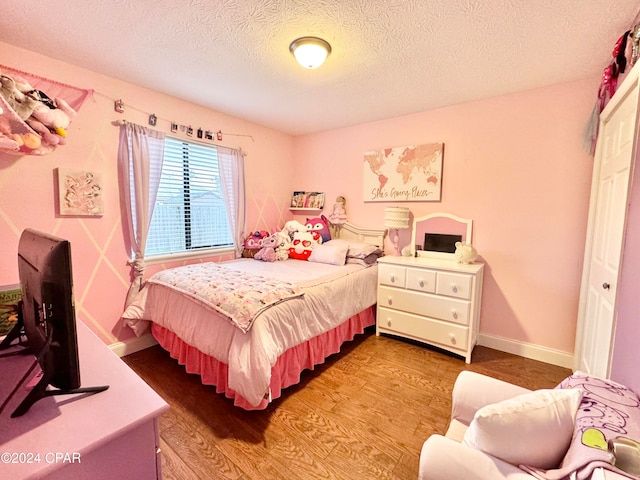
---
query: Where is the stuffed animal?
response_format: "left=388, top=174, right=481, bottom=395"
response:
left=254, top=233, right=278, bottom=262
left=0, top=74, right=38, bottom=120
left=11, top=74, right=75, bottom=138
left=0, top=75, right=19, bottom=111
left=54, top=97, right=77, bottom=130
left=305, top=215, right=331, bottom=243
left=289, top=230, right=318, bottom=261
left=0, top=94, right=43, bottom=153
left=26, top=117, right=62, bottom=146
left=454, top=241, right=478, bottom=264
left=241, top=230, right=269, bottom=258
left=0, top=71, right=76, bottom=152
left=10, top=132, right=41, bottom=150
left=30, top=95, right=76, bottom=138
left=273, top=230, right=291, bottom=261
left=0, top=114, right=19, bottom=151
left=0, top=132, right=19, bottom=151
left=283, top=219, right=307, bottom=241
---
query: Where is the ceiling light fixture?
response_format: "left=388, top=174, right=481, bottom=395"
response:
left=289, top=36, right=332, bottom=69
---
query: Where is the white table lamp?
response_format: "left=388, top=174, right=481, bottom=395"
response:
left=384, top=207, right=410, bottom=256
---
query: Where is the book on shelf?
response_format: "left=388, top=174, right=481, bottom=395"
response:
left=290, top=191, right=325, bottom=209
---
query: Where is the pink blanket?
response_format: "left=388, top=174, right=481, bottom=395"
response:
left=147, top=262, right=304, bottom=333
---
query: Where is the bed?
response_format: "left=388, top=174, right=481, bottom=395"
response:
left=123, top=222, right=385, bottom=409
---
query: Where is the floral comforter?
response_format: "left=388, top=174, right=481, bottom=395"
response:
left=147, top=262, right=304, bottom=333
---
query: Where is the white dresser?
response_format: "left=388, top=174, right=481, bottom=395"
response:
left=376, top=255, right=484, bottom=363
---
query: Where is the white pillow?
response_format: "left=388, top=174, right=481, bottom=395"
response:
left=462, top=388, right=583, bottom=469
left=308, top=242, right=349, bottom=266
left=328, top=239, right=381, bottom=259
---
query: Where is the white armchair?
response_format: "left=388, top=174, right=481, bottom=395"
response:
left=418, top=371, right=627, bottom=480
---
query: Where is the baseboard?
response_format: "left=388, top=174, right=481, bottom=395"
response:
left=108, top=331, right=573, bottom=366
left=109, top=333, right=158, bottom=357
left=477, top=333, right=574, bottom=369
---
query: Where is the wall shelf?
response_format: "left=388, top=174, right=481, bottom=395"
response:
left=289, top=207, right=322, bottom=212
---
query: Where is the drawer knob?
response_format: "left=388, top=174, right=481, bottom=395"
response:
left=387, top=296, right=393, bottom=306
left=390, top=274, right=396, bottom=283
left=451, top=309, right=458, bottom=319
left=451, top=284, right=458, bottom=293
left=387, top=319, right=392, bottom=327
left=419, top=279, right=425, bottom=288
left=449, top=333, right=457, bottom=345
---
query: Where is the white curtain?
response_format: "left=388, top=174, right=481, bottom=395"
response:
left=218, top=147, right=246, bottom=258
left=118, top=122, right=165, bottom=308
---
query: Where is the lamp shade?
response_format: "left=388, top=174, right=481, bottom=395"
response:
left=289, top=37, right=331, bottom=69
left=384, top=207, right=410, bottom=230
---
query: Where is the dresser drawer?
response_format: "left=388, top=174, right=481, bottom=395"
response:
left=436, top=271, right=473, bottom=300
left=406, top=267, right=436, bottom=293
left=378, top=285, right=470, bottom=325
left=378, top=306, right=469, bottom=351
left=378, top=264, right=406, bottom=288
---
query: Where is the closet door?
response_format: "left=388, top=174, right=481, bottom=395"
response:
left=575, top=69, right=639, bottom=377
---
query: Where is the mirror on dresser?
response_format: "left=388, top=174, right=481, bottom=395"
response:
left=411, top=212, right=472, bottom=259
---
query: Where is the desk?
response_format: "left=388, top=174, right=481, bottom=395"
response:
left=0, top=321, right=169, bottom=479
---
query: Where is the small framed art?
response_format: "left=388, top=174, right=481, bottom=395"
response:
left=57, top=168, right=104, bottom=216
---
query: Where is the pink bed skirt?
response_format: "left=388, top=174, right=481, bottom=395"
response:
left=151, top=305, right=376, bottom=410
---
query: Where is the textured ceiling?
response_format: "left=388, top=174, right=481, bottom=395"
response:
left=1, top=0, right=638, bottom=135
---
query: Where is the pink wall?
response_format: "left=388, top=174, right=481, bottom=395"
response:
left=292, top=79, right=597, bottom=354
left=0, top=42, right=295, bottom=345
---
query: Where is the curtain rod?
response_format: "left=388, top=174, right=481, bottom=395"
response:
left=114, top=119, right=248, bottom=155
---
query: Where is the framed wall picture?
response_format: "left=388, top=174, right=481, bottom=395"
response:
left=363, top=142, right=444, bottom=202
left=57, top=168, right=104, bottom=216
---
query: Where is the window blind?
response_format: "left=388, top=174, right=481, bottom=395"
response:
left=146, top=137, right=233, bottom=256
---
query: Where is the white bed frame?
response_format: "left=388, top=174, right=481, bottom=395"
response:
left=335, top=222, right=385, bottom=246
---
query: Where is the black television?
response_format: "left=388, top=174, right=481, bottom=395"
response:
left=0, top=229, right=107, bottom=417
left=424, top=232, right=463, bottom=254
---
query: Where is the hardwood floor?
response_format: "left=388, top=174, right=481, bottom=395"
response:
left=123, top=328, right=571, bottom=480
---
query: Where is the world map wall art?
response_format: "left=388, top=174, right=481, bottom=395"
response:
left=363, top=142, right=443, bottom=202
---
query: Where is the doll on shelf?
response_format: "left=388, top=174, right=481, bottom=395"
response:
left=328, top=196, right=348, bottom=235
left=328, top=196, right=347, bottom=224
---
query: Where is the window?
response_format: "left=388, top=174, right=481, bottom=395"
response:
left=145, top=137, right=233, bottom=257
